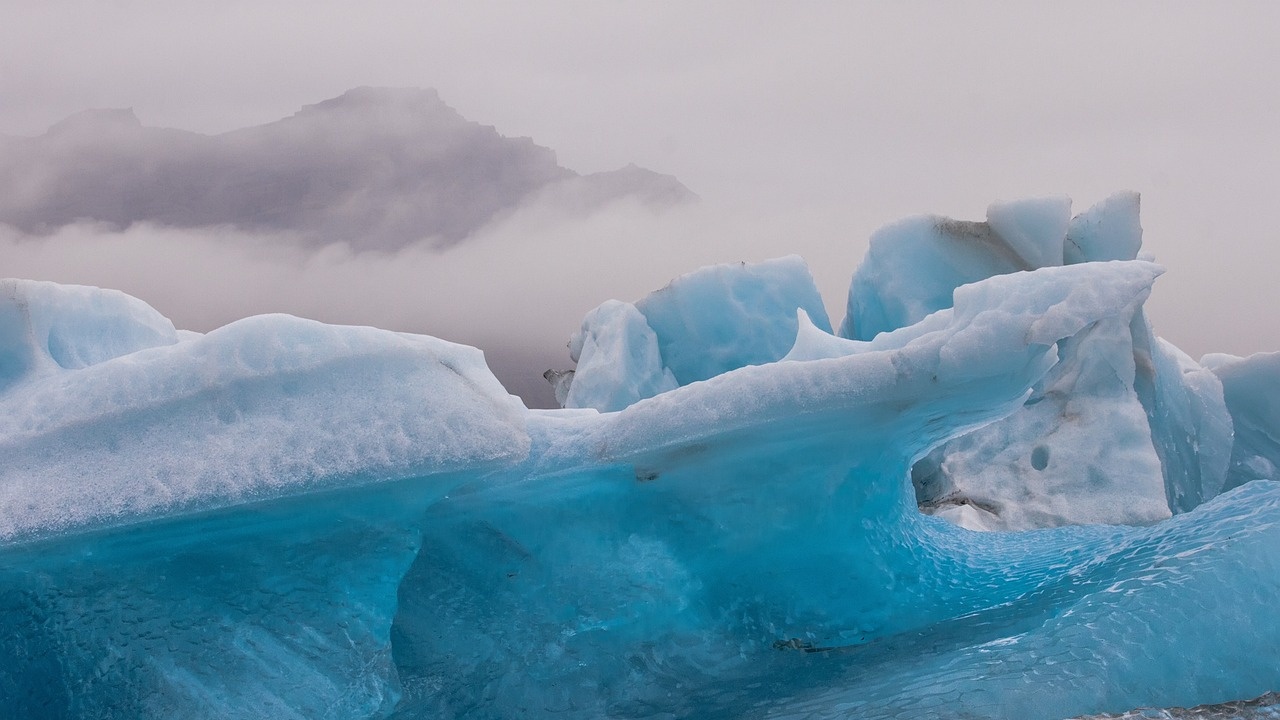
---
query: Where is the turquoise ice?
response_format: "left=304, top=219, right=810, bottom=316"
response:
left=0, top=196, right=1276, bottom=719
left=564, top=255, right=830, bottom=411
left=840, top=194, right=1230, bottom=529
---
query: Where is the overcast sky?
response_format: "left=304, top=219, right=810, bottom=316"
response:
left=2, top=2, right=1278, bottom=403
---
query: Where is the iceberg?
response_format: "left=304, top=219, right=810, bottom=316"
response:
left=0, top=282, right=529, bottom=717
left=1, top=194, right=1277, bottom=719
left=838, top=194, right=1231, bottom=529
left=839, top=196, right=1072, bottom=342
left=562, top=300, right=677, bottom=412
left=561, top=255, right=830, bottom=411
left=554, top=196, right=1231, bottom=529
left=0, top=285, right=528, bottom=542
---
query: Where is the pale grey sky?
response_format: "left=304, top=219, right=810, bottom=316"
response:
left=2, top=2, right=1278, bottom=403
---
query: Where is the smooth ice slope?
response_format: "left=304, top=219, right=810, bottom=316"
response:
left=0, top=476, right=444, bottom=718
left=1205, top=351, right=1280, bottom=489
left=0, top=279, right=178, bottom=393
left=562, top=255, right=829, bottom=411
left=1135, top=336, right=1233, bottom=512
left=749, top=481, right=1280, bottom=719
left=842, top=193, right=1231, bottom=529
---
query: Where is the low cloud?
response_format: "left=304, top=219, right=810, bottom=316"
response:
left=0, top=87, right=693, bottom=252
left=0, top=87, right=825, bottom=407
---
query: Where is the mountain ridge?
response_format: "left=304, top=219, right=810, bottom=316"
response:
left=0, top=87, right=694, bottom=249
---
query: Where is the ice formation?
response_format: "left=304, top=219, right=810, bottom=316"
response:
left=562, top=255, right=830, bottom=411
left=0, top=280, right=528, bottom=541
left=563, top=300, right=677, bottom=412
left=1, top=194, right=1277, bottom=719
left=840, top=193, right=1231, bottom=529
left=555, top=196, right=1232, bottom=530
left=1204, top=351, right=1280, bottom=490
left=0, top=279, right=179, bottom=392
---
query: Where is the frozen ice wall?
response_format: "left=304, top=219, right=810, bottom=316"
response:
left=1204, top=351, right=1280, bottom=489
left=0, top=282, right=534, bottom=716
left=554, top=193, right=1234, bottom=529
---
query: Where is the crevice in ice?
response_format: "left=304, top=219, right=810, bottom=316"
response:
left=934, top=218, right=1036, bottom=272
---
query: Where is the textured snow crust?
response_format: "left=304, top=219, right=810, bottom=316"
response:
left=0, top=292, right=528, bottom=541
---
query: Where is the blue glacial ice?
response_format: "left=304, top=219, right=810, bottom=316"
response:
left=557, top=195, right=1232, bottom=530
left=0, top=281, right=529, bottom=717
left=564, top=255, right=830, bottom=411
left=563, top=300, right=677, bottom=412
left=1204, top=350, right=1280, bottom=490
left=838, top=193, right=1231, bottom=529
left=0, top=279, right=180, bottom=393
left=0, top=280, right=528, bottom=542
left=0, top=195, right=1277, bottom=719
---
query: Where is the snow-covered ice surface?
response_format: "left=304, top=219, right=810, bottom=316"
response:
left=0, top=301, right=528, bottom=542
left=1, top=194, right=1277, bottom=719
